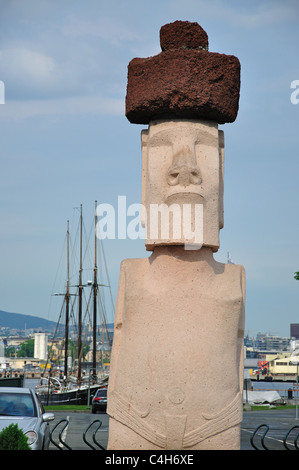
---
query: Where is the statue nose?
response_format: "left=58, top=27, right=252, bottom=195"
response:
left=167, top=164, right=201, bottom=187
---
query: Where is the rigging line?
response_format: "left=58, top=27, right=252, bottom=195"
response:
left=97, top=287, right=106, bottom=317
left=97, top=290, right=109, bottom=329
left=68, top=207, right=82, bottom=274
left=99, top=237, right=115, bottom=313
left=45, top=297, right=65, bottom=372
left=96, top=296, right=110, bottom=348
left=51, top=297, right=65, bottom=344
left=46, top=230, right=68, bottom=324
left=51, top=232, right=68, bottom=293
left=82, top=216, right=94, bottom=269
left=69, top=209, right=81, bottom=275
left=78, top=325, right=90, bottom=364
left=82, top=287, right=93, bottom=327
left=67, top=231, right=80, bottom=285
left=69, top=209, right=95, bottom=286
left=98, top=279, right=106, bottom=322
left=48, top=207, right=81, bottom=325
left=69, top=296, right=78, bottom=333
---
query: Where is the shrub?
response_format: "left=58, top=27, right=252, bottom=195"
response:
left=0, top=423, right=31, bottom=450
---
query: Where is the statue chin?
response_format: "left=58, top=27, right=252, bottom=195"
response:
left=165, top=192, right=204, bottom=206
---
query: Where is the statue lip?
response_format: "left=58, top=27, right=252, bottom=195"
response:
left=165, top=191, right=204, bottom=205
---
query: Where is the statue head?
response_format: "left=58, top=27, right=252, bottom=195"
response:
left=141, top=119, right=224, bottom=251
left=125, top=21, right=239, bottom=252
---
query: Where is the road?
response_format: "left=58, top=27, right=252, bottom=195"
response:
left=241, top=408, right=299, bottom=450
left=48, top=408, right=299, bottom=451
left=49, top=410, right=109, bottom=450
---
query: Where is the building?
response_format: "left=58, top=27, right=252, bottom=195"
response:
left=255, top=333, right=290, bottom=351
left=290, top=324, right=299, bottom=339
left=267, top=354, right=299, bottom=377
left=34, top=333, right=48, bottom=361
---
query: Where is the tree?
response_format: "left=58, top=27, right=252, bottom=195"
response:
left=295, top=272, right=299, bottom=281
left=17, top=339, right=34, bottom=357
left=4, top=345, right=17, bottom=357
left=0, top=424, right=31, bottom=450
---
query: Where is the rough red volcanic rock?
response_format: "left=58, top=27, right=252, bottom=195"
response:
left=125, top=21, right=240, bottom=125
left=160, top=20, right=209, bottom=51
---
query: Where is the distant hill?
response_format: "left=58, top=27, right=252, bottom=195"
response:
left=0, top=310, right=58, bottom=331
left=0, top=310, right=114, bottom=333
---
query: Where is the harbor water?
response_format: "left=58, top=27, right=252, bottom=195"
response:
left=252, top=380, right=298, bottom=399
left=24, top=378, right=42, bottom=389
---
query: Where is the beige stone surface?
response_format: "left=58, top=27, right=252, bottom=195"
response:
left=107, top=246, right=245, bottom=450
left=141, top=120, right=224, bottom=251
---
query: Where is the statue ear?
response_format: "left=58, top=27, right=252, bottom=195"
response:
left=218, top=130, right=224, bottom=230
left=141, top=129, right=149, bottom=228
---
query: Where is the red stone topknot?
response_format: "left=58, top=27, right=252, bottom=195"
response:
left=125, top=21, right=241, bottom=125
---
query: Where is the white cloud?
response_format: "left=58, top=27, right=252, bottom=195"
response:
left=14, top=47, right=53, bottom=78
left=63, top=15, right=140, bottom=46
left=220, top=2, right=297, bottom=28
left=1, top=46, right=56, bottom=83
left=0, top=40, right=122, bottom=100
left=0, top=18, right=131, bottom=100
left=0, top=95, right=124, bottom=121
left=0, top=45, right=68, bottom=99
left=171, top=0, right=299, bottom=28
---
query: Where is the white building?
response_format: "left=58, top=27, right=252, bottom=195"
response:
left=34, top=333, right=48, bottom=361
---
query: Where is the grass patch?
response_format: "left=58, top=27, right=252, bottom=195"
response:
left=44, top=405, right=90, bottom=412
left=245, top=405, right=297, bottom=411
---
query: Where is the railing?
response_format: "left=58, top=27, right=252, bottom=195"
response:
left=50, top=418, right=72, bottom=450
left=283, top=426, right=299, bottom=450
left=50, top=418, right=106, bottom=450
left=250, top=424, right=269, bottom=450
left=83, top=420, right=106, bottom=450
left=250, top=424, right=299, bottom=450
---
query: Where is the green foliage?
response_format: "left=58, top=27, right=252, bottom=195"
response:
left=294, top=272, right=299, bottom=281
left=45, top=404, right=87, bottom=411
left=0, top=423, right=31, bottom=450
left=4, top=346, right=16, bottom=357
left=17, top=339, right=34, bottom=358
left=65, top=339, right=89, bottom=362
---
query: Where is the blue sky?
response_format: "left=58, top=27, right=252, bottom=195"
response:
left=0, top=0, right=298, bottom=336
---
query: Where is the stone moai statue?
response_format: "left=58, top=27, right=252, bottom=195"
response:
left=107, top=21, right=245, bottom=450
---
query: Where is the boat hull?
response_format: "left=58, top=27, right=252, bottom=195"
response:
left=37, top=384, right=103, bottom=406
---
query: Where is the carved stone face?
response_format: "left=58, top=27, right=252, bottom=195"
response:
left=141, top=119, right=224, bottom=251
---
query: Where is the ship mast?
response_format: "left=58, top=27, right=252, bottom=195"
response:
left=64, top=220, right=70, bottom=378
left=77, top=204, right=83, bottom=384
left=92, top=200, right=98, bottom=380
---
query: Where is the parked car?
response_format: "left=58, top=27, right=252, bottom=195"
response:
left=0, top=387, right=54, bottom=450
left=91, top=388, right=107, bottom=413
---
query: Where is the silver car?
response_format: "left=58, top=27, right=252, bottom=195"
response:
left=0, top=387, right=54, bottom=450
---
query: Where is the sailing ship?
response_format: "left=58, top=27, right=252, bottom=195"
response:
left=36, top=202, right=114, bottom=405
